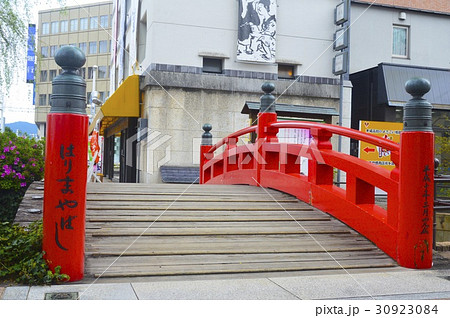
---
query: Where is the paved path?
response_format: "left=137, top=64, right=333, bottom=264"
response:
left=2, top=267, right=450, bottom=300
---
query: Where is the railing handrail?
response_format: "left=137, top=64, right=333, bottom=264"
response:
left=269, top=121, right=400, bottom=152
left=207, top=125, right=257, bottom=153
left=201, top=79, right=436, bottom=269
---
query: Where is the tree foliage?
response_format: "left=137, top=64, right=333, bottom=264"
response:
left=435, top=116, right=450, bottom=173
left=0, top=220, right=70, bottom=285
left=0, top=0, right=29, bottom=88
left=0, top=0, right=65, bottom=89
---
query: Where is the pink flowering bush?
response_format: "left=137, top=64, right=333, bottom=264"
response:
left=0, top=128, right=45, bottom=222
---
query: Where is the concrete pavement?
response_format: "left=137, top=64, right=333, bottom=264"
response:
left=2, top=265, right=450, bottom=300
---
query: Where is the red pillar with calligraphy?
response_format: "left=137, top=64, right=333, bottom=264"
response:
left=43, top=46, right=89, bottom=281
left=397, top=78, right=434, bottom=269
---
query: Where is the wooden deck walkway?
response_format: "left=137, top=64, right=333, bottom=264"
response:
left=85, top=183, right=396, bottom=279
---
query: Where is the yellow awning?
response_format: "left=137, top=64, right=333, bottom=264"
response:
left=89, top=75, right=140, bottom=135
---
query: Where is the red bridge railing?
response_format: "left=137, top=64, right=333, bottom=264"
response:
left=200, top=80, right=435, bottom=269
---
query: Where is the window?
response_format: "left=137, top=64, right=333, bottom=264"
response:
left=202, top=58, right=222, bottom=74
left=49, top=69, right=57, bottom=81
left=99, top=40, right=108, bottom=53
left=87, top=92, right=92, bottom=103
left=51, top=21, right=58, bottom=34
left=39, top=94, right=47, bottom=106
left=41, top=46, right=48, bottom=58
left=48, top=94, right=52, bottom=104
left=50, top=45, right=58, bottom=57
left=393, top=26, right=409, bottom=58
left=88, top=67, right=94, bottom=79
left=98, top=66, right=107, bottom=78
left=42, top=22, right=49, bottom=35
left=78, top=67, right=86, bottom=78
left=100, top=15, right=108, bottom=28
left=80, top=17, right=88, bottom=30
left=138, top=13, right=147, bottom=63
left=70, top=19, right=78, bottom=31
left=79, top=42, right=87, bottom=54
left=99, top=91, right=105, bottom=102
left=278, top=64, right=295, bottom=79
left=60, top=20, right=68, bottom=32
left=40, top=70, right=47, bottom=82
left=89, top=41, right=97, bottom=54
left=90, top=16, right=98, bottom=29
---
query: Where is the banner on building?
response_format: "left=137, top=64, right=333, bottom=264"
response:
left=237, top=0, right=277, bottom=63
left=359, top=120, right=403, bottom=171
left=26, top=24, right=36, bottom=83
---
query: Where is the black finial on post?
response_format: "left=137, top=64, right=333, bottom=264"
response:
left=403, top=78, right=432, bottom=132
left=202, top=124, right=212, bottom=145
left=434, top=158, right=440, bottom=175
left=50, top=46, right=87, bottom=114
left=259, top=82, right=276, bottom=113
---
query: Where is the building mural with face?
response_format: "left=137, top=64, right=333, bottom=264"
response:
left=237, top=0, right=277, bottom=63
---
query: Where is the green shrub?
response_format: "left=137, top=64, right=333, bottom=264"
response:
left=0, top=220, right=69, bottom=285
left=0, top=128, right=45, bottom=222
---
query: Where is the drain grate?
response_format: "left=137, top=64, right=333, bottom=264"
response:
left=44, top=292, right=79, bottom=300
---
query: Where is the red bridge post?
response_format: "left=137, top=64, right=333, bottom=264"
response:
left=397, top=78, right=434, bottom=269
left=256, top=82, right=278, bottom=184
left=43, top=46, right=89, bottom=281
left=200, top=124, right=213, bottom=184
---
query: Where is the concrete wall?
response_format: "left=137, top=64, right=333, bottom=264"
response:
left=350, top=4, right=450, bottom=73
left=139, top=72, right=340, bottom=183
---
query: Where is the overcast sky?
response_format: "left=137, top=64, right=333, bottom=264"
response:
left=2, top=0, right=111, bottom=124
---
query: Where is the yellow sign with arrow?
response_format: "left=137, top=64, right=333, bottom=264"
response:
left=359, top=120, right=403, bottom=171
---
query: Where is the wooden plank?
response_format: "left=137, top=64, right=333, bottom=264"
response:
left=86, top=206, right=316, bottom=211
left=85, top=251, right=392, bottom=268
left=89, top=258, right=396, bottom=278
left=87, top=184, right=279, bottom=194
left=85, top=220, right=336, bottom=229
left=87, top=202, right=308, bottom=208
left=90, top=226, right=352, bottom=236
left=85, top=240, right=377, bottom=256
left=86, top=215, right=329, bottom=222
left=86, top=233, right=367, bottom=246
left=86, top=207, right=316, bottom=218
left=85, top=233, right=362, bottom=244
left=86, top=196, right=299, bottom=203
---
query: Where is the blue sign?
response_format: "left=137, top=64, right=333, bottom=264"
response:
left=26, top=24, right=36, bottom=83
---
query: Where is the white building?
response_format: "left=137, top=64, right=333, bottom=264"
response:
left=98, top=0, right=449, bottom=183
left=348, top=0, right=450, bottom=156
left=99, top=0, right=345, bottom=183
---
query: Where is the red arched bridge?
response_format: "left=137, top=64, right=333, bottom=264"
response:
left=200, top=80, right=435, bottom=270
left=43, top=76, right=435, bottom=282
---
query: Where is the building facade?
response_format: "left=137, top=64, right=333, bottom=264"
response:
left=103, top=0, right=346, bottom=183
left=101, top=0, right=449, bottom=183
left=348, top=0, right=450, bottom=157
left=35, top=1, right=113, bottom=137
left=350, top=0, right=450, bottom=72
